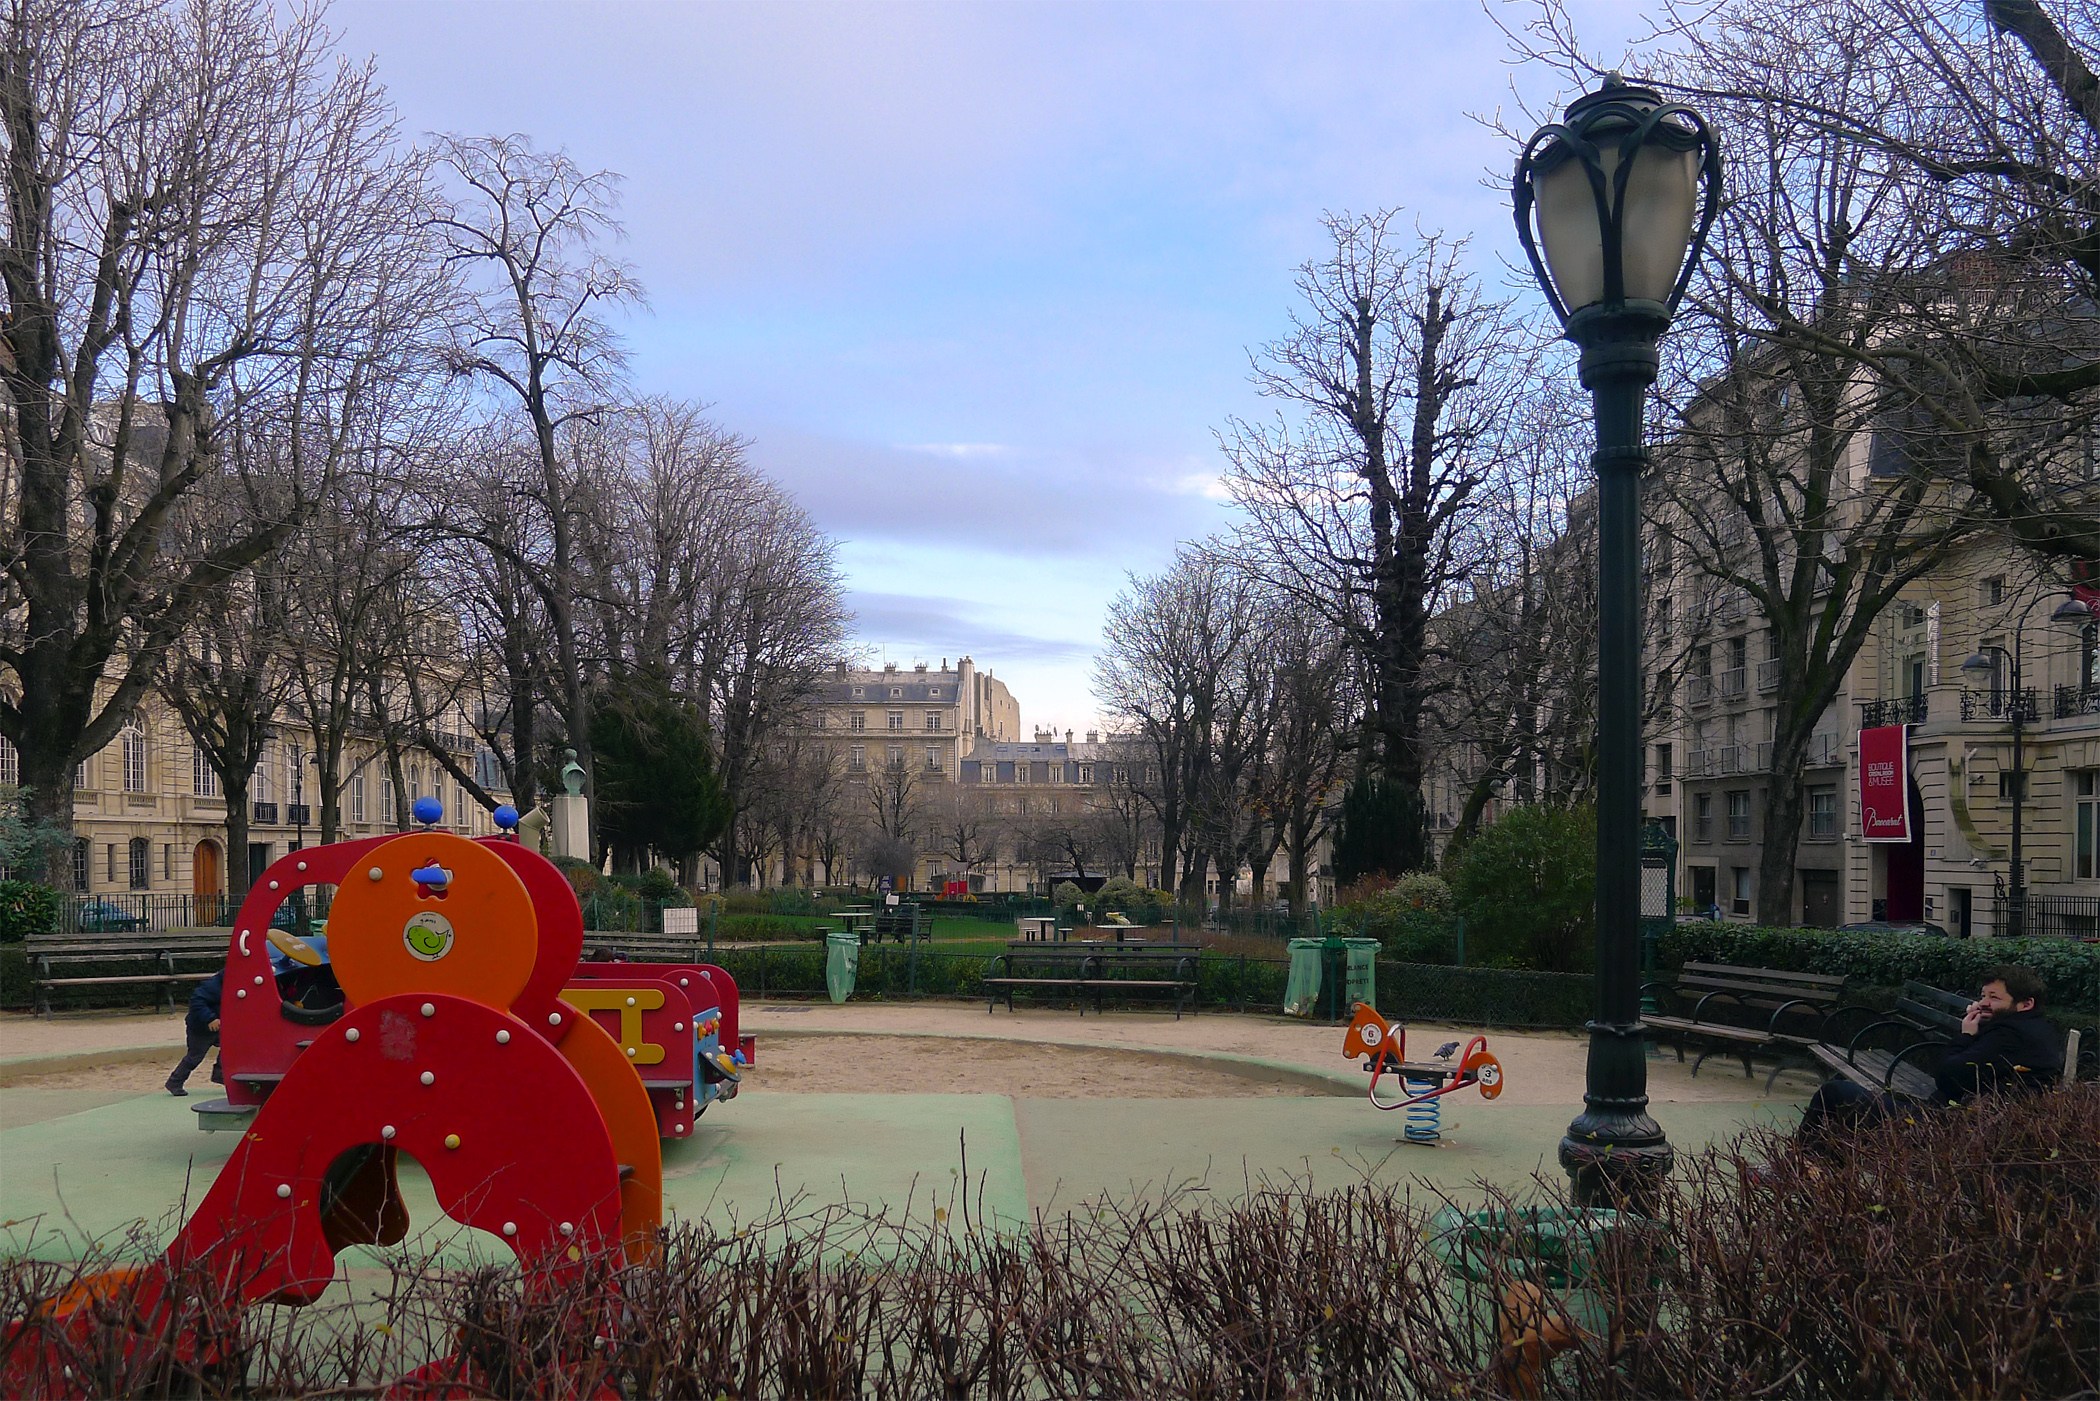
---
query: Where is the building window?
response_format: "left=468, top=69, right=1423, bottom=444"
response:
left=75, top=759, right=88, bottom=790
left=850, top=713, right=866, bottom=731
left=1732, top=866, right=1752, bottom=915
left=1653, top=744, right=1672, bottom=790
left=106, top=842, right=117, bottom=883
left=1693, top=792, right=1712, bottom=841
left=851, top=686, right=864, bottom=698
left=886, top=744, right=903, bottom=769
left=928, top=687, right=941, bottom=697
left=1983, top=576, right=2005, bottom=607
left=890, top=687, right=902, bottom=698
left=352, top=773, right=366, bottom=824
left=408, top=764, right=421, bottom=802
left=253, top=748, right=271, bottom=805
left=0, top=736, right=15, bottom=786
left=163, top=843, right=173, bottom=882
left=1726, top=790, right=1752, bottom=838
left=380, top=775, right=394, bottom=825
left=1015, top=761, right=1028, bottom=784
left=926, top=711, right=941, bottom=730
left=2077, top=772, right=2099, bottom=879
left=887, top=711, right=903, bottom=730
left=849, top=746, right=866, bottom=772
left=1999, top=771, right=2028, bottom=801
left=128, top=837, right=150, bottom=890
left=1079, top=764, right=1093, bottom=784
left=1809, top=786, right=1838, bottom=838
left=814, top=713, right=828, bottom=729
left=455, top=780, right=466, bottom=826
left=926, top=747, right=941, bottom=772
left=192, top=748, right=219, bottom=797
left=289, top=747, right=304, bottom=808
left=72, top=838, right=89, bottom=891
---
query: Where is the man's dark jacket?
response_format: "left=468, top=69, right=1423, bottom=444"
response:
left=186, top=970, right=225, bottom=1036
left=1933, top=1006, right=2063, bottom=1101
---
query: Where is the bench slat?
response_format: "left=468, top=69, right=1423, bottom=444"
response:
left=45, top=973, right=212, bottom=987
left=1680, top=962, right=1847, bottom=986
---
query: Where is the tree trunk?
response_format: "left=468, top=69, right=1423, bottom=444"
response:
left=223, top=775, right=253, bottom=901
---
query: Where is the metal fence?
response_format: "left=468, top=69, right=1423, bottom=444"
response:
left=683, top=944, right=1593, bottom=1029
left=2005, top=893, right=2100, bottom=941
left=59, top=892, right=242, bottom=934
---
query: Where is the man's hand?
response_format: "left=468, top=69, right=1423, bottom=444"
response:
left=1961, top=1002, right=1985, bottom=1036
left=208, top=1018, right=221, bottom=1032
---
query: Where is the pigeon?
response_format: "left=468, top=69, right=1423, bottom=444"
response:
left=1434, top=1041, right=1462, bottom=1059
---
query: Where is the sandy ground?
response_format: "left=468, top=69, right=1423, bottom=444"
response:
left=744, top=1035, right=1321, bottom=1097
left=0, top=999, right=1821, bottom=1105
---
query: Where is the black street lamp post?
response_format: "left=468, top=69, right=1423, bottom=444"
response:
left=1960, top=595, right=2093, bottom=939
left=1514, top=74, right=1721, bottom=1207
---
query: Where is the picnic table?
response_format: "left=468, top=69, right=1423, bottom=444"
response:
left=1015, top=916, right=1063, bottom=941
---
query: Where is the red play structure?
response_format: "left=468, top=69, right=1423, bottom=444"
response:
left=4, top=811, right=744, bottom=1396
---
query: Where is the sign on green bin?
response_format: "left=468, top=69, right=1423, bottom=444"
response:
left=825, top=930, right=860, bottom=1004
left=1343, top=937, right=1378, bottom=1010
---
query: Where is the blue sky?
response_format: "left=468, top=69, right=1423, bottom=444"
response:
left=334, top=0, right=1650, bottom=732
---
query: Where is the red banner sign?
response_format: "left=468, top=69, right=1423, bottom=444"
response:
left=1859, top=724, right=1910, bottom=842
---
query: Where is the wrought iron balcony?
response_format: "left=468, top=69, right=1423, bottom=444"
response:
left=287, top=804, right=312, bottom=827
left=2055, top=684, right=2100, bottom=720
left=251, top=801, right=278, bottom=824
left=1858, top=695, right=1927, bottom=728
left=1714, top=667, right=1747, bottom=698
left=1960, top=688, right=2038, bottom=723
left=1756, top=658, right=1783, bottom=692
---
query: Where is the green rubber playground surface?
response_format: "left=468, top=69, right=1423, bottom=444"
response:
left=0, top=1083, right=1800, bottom=1264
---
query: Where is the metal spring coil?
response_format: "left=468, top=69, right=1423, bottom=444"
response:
left=1402, top=1074, right=1441, bottom=1142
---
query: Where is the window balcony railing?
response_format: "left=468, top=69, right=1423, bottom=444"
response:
left=1859, top=695, right=1927, bottom=727
left=251, top=801, right=278, bottom=824
left=1756, top=658, right=1783, bottom=692
left=287, top=804, right=312, bottom=827
left=1686, top=675, right=1713, bottom=705
left=1715, top=667, right=1747, bottom=698
left=1960, top=688, right=2039, bottom=723
left=1805, top=732, right=1843, bottom=767
left=1682, top=748, right=1714, bottom=777
left=2054, top=684, right=2100, bottom=720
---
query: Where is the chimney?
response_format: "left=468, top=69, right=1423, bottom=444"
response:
left=914, top=662, right=927, bottom=672
left=1065, top=729, right=1073, bottom=744
left=833, top=661, right=847, bottom=674
left=1085, top=730, right=1098, bottom=744
left=884, top=662, right=897, bottom=672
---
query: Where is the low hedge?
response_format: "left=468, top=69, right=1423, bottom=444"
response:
left=1658, top=924, right=2100, bottom=1012
left=0, top=880, right=60, bottom=942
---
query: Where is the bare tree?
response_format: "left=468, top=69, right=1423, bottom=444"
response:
left=0, top=0, right=438, bottom=863
left=1222, top=216, right=1543, bottom=873
left=925, top=783, right=998, bottom=887
left=429, top=133, right=641, bottom=852
left=1094, top=547, right=1261, bottom=896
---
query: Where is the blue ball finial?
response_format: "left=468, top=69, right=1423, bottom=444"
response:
left=493, top=804, right=519, bottom=831
left=412, top=795, right=444, bottom=826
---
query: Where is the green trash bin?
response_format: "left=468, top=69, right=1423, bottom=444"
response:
left=1342, top=937, right=1379, bottom=1010
left=1426, top=1205, right=1652, bottom=1366
left=825, top=930, right=861, bottom=1004
left=1283, top=937, right=1324, bottom=1016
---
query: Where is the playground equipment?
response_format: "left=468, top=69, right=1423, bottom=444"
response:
left=1341, top=1002, right=1504, bottom=1143
left=4, top=799, right=743, bottom=1397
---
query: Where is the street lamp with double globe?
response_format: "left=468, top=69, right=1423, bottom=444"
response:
left=1513, top=73, right=1722, bottom=1206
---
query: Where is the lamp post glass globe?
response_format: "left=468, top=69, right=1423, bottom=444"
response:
left=1960, top=651, right=1997, bottom=678
left=2053, top=597, right=2094, bottom=626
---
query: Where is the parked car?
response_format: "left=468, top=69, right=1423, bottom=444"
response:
left=74, top=899, right=143, bottom=932
left=1837, top=920, right=1952, bottom=938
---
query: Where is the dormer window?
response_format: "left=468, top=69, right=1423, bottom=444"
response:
left=890, top=687, right=902, bottom=698
left=928, top=688, right=940, bottom=696
left=851, top=687, right=864, bottom=698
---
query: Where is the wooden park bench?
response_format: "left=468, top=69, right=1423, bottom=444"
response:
left=26, top=930, right=230, bottom=1016
left=1641, top=961, right=1851, bottom=1090
left=984, top=940, right=1200, bottom=1018
left=867, top=903, right=930, bottom=945
left=1809, top=979, right=2086, bottom=1099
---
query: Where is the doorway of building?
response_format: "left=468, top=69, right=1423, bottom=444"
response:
left=192, top=840, right=221, bottom=924
left=1690, top=865, right=1717, bottom=917
left=1875, top=778, right=1928, bottom=922
left=1950, top=886, right=1972, bottom=938
left=1801, top=868, right=1840, bottom=927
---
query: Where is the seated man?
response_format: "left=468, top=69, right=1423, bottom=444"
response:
left=1796, top=965, right=2064, bottom=1148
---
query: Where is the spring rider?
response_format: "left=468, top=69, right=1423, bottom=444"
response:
left=1341, top=1002, right=1505, bottom=1142
left=4, top=799, right=721, bottom=1396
